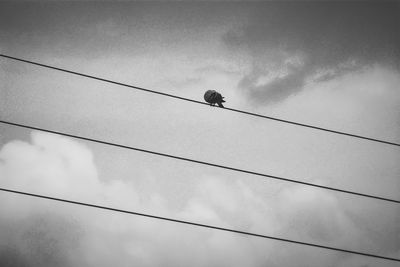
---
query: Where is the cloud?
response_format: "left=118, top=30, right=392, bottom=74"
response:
left=224, top=2, right=400, bottom=105
left=238, top=57, right=309, bottom=104
left=0, top=131, right=398, bottom=266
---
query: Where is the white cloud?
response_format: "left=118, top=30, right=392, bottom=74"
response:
left=0, top=131, right=398, bottom=267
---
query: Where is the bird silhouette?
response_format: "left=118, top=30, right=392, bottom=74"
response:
left=204, top=90, right=225, bottom=108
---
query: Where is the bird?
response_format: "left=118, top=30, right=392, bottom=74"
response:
left=204, top=90, right=225, bottom=108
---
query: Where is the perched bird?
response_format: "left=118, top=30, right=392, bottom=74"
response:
left=204, top=90, right=225, bottom=108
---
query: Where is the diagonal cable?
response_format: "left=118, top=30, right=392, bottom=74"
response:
left=1, top=119, right=399, bottom=205
left=1, top=54, right=399, bottom=147
left=0, top=187, right=399, bottom=262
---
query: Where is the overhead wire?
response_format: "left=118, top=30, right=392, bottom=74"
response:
left=1, top=54, right=399, bottom=263
left=1, top=120, right=399, bottom=205
left=1, top=54, right=399, bottom=148
left=0, top=187, right=399, bottom=262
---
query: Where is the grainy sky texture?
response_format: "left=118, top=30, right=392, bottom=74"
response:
left=0, top=1, right=400, bottom=267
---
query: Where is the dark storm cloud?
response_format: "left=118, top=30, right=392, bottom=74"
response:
left=224, top=2, right=400, bottom=104
left=0, top=246, right=29, bottom=267
left=0, top=212, right=83, bottom=267
left=0, top=2, right=243, bottom=58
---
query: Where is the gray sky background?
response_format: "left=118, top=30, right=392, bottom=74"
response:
left=0, top=1, right=400, bottom=267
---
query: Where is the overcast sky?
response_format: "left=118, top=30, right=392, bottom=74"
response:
left=1, top=1, right=400, bottom=267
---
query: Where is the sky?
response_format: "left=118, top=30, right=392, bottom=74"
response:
left=0, top=1, right=400, bottom=266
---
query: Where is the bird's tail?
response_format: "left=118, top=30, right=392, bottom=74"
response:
left=217, top=102, right=224, bottom=108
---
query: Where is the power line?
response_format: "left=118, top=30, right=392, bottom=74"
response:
left=0, top=187, right=398, bottom=263
left=1, top=120, right=399, bottom=205
left=1, top=54, right=399, bottom=148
